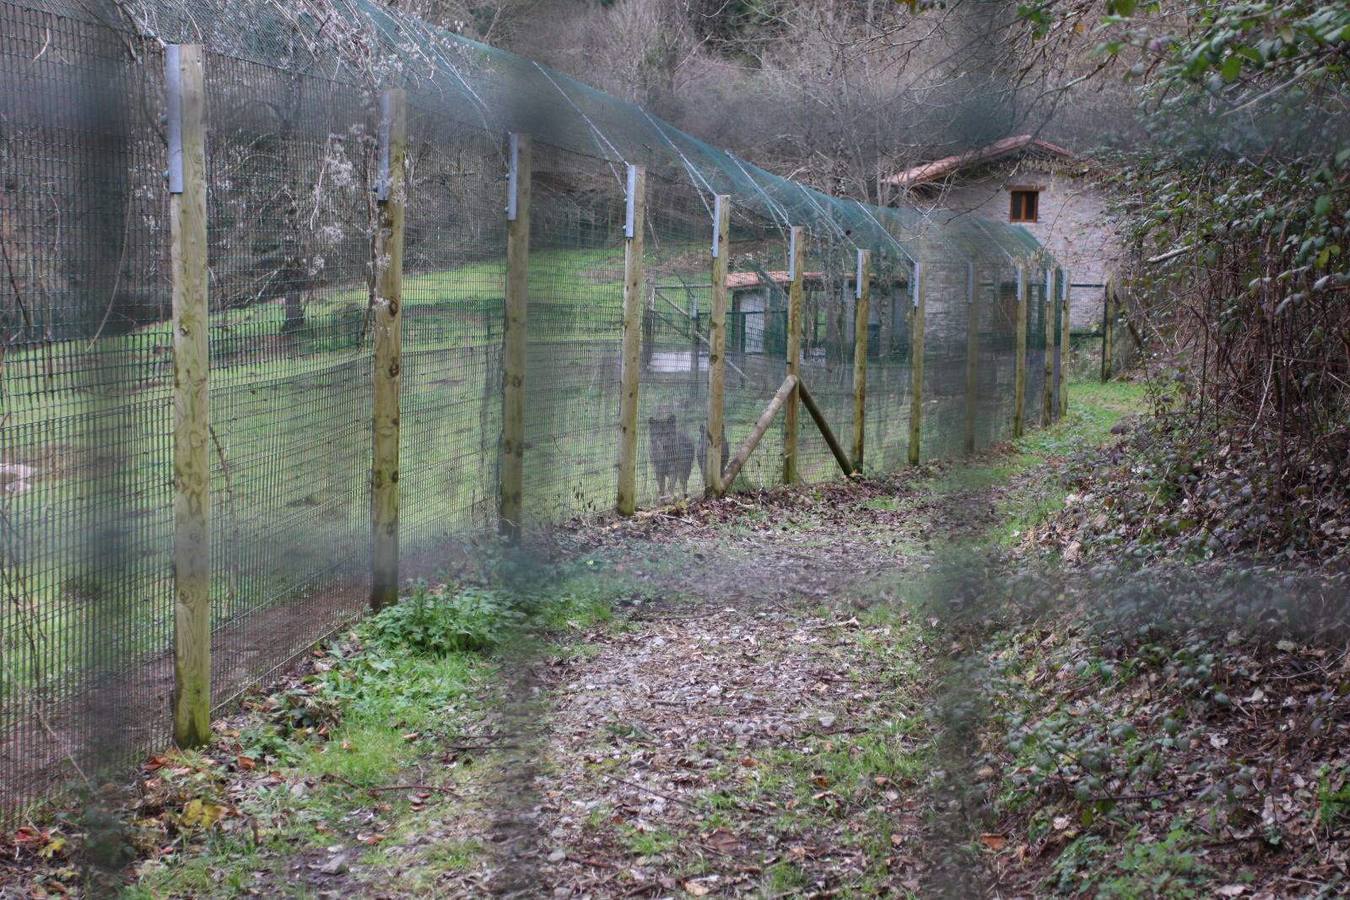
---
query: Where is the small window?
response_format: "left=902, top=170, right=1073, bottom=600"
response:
left=1010, top=189, right=1039, bottom=223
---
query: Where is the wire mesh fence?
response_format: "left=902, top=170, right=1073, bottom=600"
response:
left=0, top=0, right=1070, bottom=819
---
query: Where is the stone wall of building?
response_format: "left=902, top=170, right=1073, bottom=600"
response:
left=926, top=166, right=1122, bottom=331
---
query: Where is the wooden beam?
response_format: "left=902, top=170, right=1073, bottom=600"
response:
left=1042, top=267, right=1054, bottom=427
left=907, top=262, right=925, bottom=466
left=704, top=195, right=730, bottom=496
left=168, top=44, right=211, bottom=749
left=1013, top=265, right=1029, bottom=439
left=851, top=249, right=870, bottom=470
left=963, top=261, right=979, bottom=455
left=1101, top=277, right=1114, bottom=383
left=499, top=133, right=531, bottom=539
left=724, top=374, right=797, bottom=489
left=615, top=165, right=646, bottom=516
left=370, top=89, right=407, bottom=609
left=1058, top=268, right=1070, bottom=419
left=798, top=379, right=855, bottom=479
left=782, top=226, right=805, bottom=485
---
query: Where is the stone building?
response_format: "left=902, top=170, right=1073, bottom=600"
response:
left=885, top=135, right=1122, bottom=330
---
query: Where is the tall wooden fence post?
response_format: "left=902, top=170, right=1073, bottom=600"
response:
left=907, top=262, right=926, bottom=466
left=851, top=249, right=870, bottom=470
left=370, top=89, right=407, bottom=610
left=1101, top=277, right=1114, bottom=383
left=1059, top=268, right=1071, bottom=418
left=168, top=44, right=211, bottom=749
left=499, top=133, right=531, bottom=538
left=705, top=195, right=730, bottom=496
left=1042, top=266, right=1054, bottom=427
left=783, top=226, right=805, bottom=484
left=963, top=260, right=979, bottom=455
left=616, top=165, right=646, bottom=516
left=1013, top=264, right=1029, bottom=439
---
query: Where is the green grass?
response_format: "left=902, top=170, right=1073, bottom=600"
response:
left=618, top=824, right=678, bottom=858
left=119, top=553, right=678, bottom=896
left=917, top=378, right=1145, bottom=548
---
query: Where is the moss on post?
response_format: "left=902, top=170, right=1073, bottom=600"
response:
left=1013, top=265, right=1029, bottom=439
left=783, top=226, right=805, bottom=485
left=907, top=262, right=925, bottom=467
left=616, top=165, right=646, bottom=516
left=1059, top=268, right=1071, bottom=419
left=370, top=89, right=406, bottom=611
left=169, top=44, right=211, bottom=749
left=499, top=133, right=531, bottom=538
left=705, top=195, right=730, bottom=496
left=964, top=261, right=979, bottom=456
left=851, top=249, right=870, bottom=470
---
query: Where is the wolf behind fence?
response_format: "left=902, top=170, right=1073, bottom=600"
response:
left=647, top=406, right=695, bottom=499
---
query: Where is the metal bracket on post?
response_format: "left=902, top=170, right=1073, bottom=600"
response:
left=966, top=260, right=975, bottom=304
left=711, top=194, right=723, bottom=258
left=911, top=262, right=922, bottom=307
left=624, top=164, right=637, bottom=239
left=505, top=132, right=520, bottom=221
left=165, top=44, right=184, bottom=195
left=855, top=249, right=865, bottom=300
left=788, top=228, right=798, bottom=280
left=374, top=92, right=394, bottom=204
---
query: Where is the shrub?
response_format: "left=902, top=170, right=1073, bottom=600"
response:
left=365, top=582, right=523, bottom=656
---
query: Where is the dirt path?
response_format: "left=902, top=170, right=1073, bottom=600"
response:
left=283, top=472, right=1005, bottom=898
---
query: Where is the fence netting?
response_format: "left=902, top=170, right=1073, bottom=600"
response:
left=0, top=0, right=1066, bottom=818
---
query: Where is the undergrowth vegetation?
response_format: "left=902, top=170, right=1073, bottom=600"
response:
left=1016, top=0, right=1350, bottom=562
left=17, top=556, right=635, bottom=896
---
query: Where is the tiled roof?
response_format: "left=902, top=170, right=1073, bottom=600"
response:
left=885, top=135, right=1075, bottom=188
left=724, top=271, right=824, bottom=289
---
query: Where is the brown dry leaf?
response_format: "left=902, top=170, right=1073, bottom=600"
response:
left=979, top=833, right=1007, bottom=851
left=236, top=755, right=256, bottom=771
left=705, top=828, right=740, bottom=855
left=683, top=880, right=711, bottom=896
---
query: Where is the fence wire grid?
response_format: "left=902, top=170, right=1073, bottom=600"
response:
left=0, top=0, right=1069, bottom=818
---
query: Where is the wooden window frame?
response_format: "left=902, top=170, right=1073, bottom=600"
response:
left=1010, top=188, right=1040, bottom=223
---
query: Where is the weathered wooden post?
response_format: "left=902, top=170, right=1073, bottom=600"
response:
left=616, top=165, right=646, bottom=516
left=907, top=261, right=925, bottom=466
left=851, top=249, right=870, bottom=470
left=963, top=260, right=979, bottom=455
left=167, top=44, right=211, bottom=749
left=1013, top=264, right=1029, bottom=439
left=1042, top=266, right=1054, bottom=427
left=499, top=133, right=531, bottom=538
left=1101, top=277, right=1114, bottom=383
left=782, top=226, right=805, bottom=484
left=704, top=195, right=730, bottom=496
left=370, top=89, right=407, bottom=609
left=1059, top=268, right=1071, bottom=418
